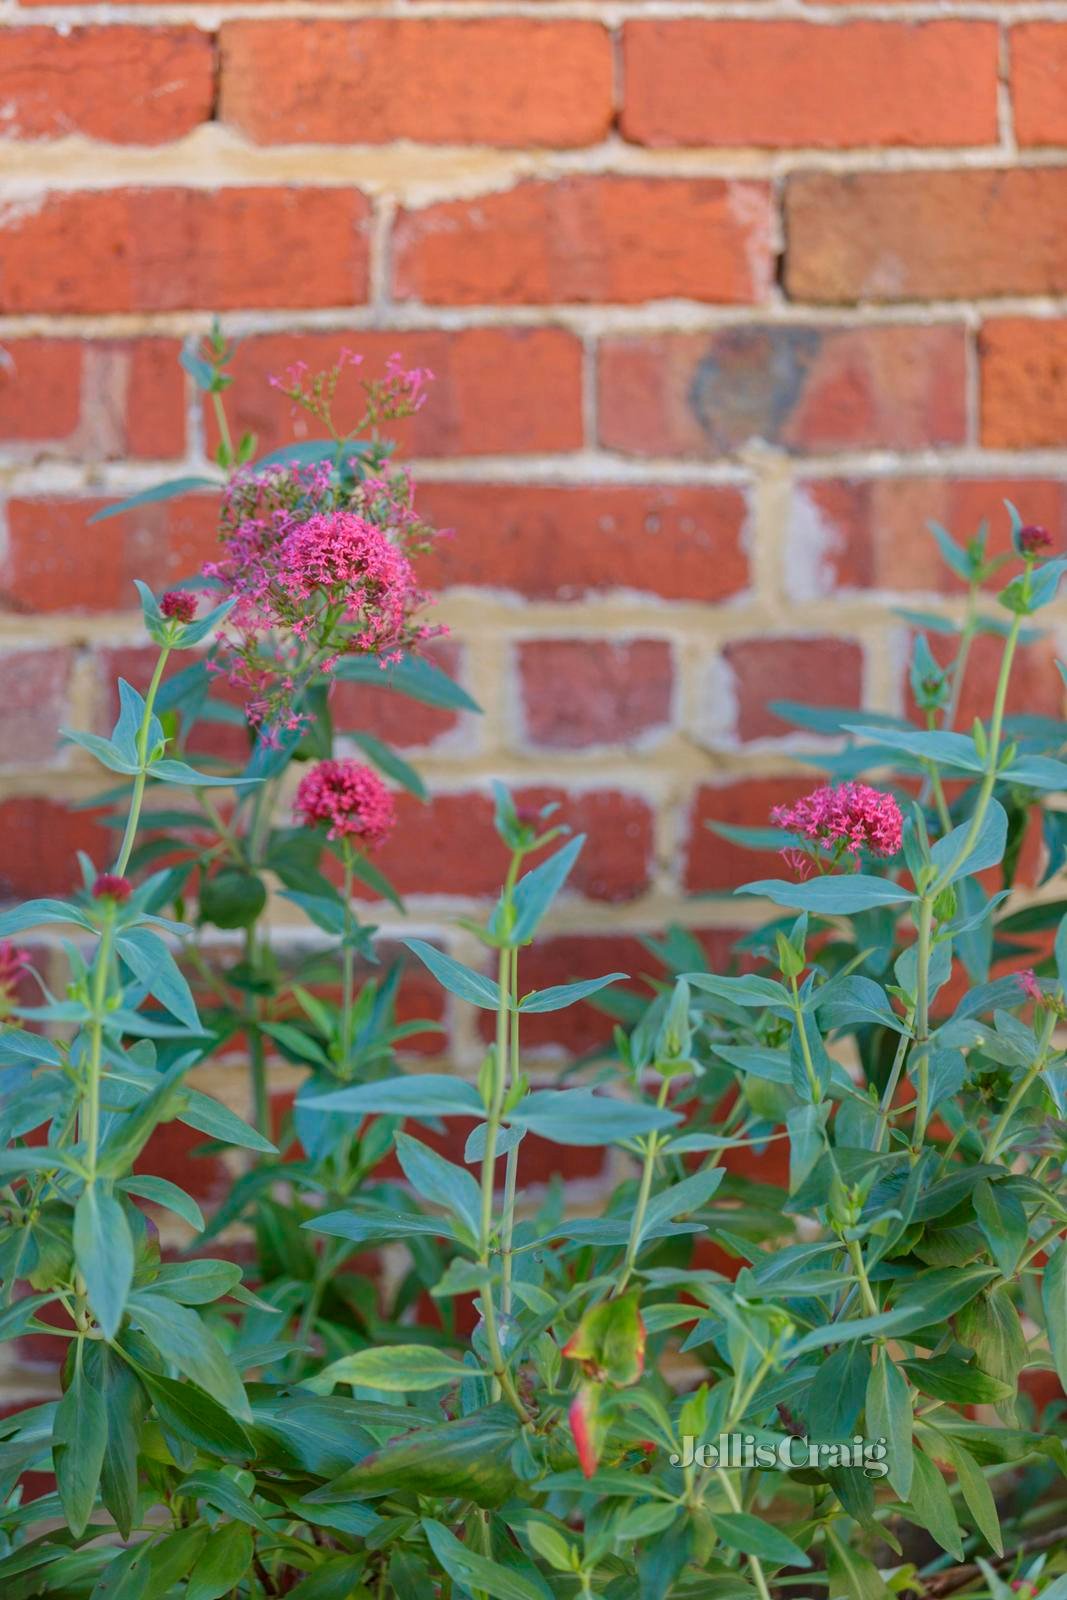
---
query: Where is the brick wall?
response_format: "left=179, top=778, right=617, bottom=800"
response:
left=2, top=2, right=1066, bottom=1124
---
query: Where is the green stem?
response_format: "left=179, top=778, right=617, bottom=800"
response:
left=114, top=645, right=170, bottom=876
left=847, top=1237, right=880, bottom=1319
left=983, top=1009, right=1055, bottom=1165
left=500, top=946, right=520, bottom=1319
left=245, top=924, right=269, bottom=1139
left=212, top=389, right=235, bottom=468
left=790, top=975, right=822, bottom=1105
left=715, top=1469, right=772, bottom=1600
left=84, top=916, right=115, bottom=1183
left=340, top=844, right=355, bottom=1070
left=616, top=1077, right=672, bottom=1297
left=912, top=896, right=934, bottom=1149
left=874, top=1029, right=911, bottom=1151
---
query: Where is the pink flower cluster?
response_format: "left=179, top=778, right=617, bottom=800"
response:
left=1019, top=524, right=1053, bottom=556
left=294, top=759, right=396, bottom=849
left=772, top=783, right=904, bottom=862
left=0, top=941, right=29, bottom=1015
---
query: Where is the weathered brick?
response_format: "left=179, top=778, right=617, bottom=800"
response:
left=220, top=20, right=613, bottom=148
left=0, top=26, right=214, bottom=144
left=1012, top=26, right=1067, bottom=147
left=598, top=326, right=966, bottom=457
left=2, top=495, right=218, bottom=614
left=478, top=935, right=651, bottom=1055
left=0, top=648, right=73, bottom=767
left=0, top=340, right=82, bottom=444
left=516, top=639, right=674, bottom=750
left=721, top=636, right=864, bottom=743
left=786, top=477, right=1067, bottom=597
left=979, top=318, right=1067, bottom=449
left=785, top=169, right=1067, bottom=303
left=685, top=778, right=814, bottom=893
left=418, top=483, right=750, bottom=602
left=361, top=788, right=653, bottom=903
left=0, top=797, right=109, bottom=899
left=329, top=639, right=466, bottom=750
left=393, top=177, right=773, bottom=305
left=623, top=21, right=997, bottom=149
left=0, top=188, right=370, bottom=314
left=204, top=329, right=583, bottom=459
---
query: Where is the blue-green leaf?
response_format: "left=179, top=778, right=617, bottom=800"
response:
left=305, top=1074, right=483, bottom=1118
left=738, top=876, right=915, bottom=913
left=332, top=653, right=481, bottom=713
left=402, top=939, right=501, bottom=1009
left=88, top=477, right=220, bottom=524
left=518, top=973, right=627, bottom=1012
left=74, top=1187, right=134, bottom=1340
left=346, top=732, right=427, bottom=801
left=116, top=928, right=199, bottom=1031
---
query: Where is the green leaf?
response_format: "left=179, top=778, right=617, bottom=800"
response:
left=88, top=476, right=220, bottom=523
left=126, top=1292, right=250, bottom=1420
left=688, top=973, right=791, bottom=1009
left=305, top=1074, right=483, bottom=1119
left=936, top=1432, right=1003, bottom=1556
left=639, top=1166, right=725, bottom=1249
left=906, top=1444, right=963, bottom=1560
left=347, top=732, right=427, bottom=801
left=898, top=1355, right=1012, bottom=1407
left=53, top=1359, right=107, bottom=1538
left=306, top=1344, right=470, bottom=1395
left=738, top=876, right=915, bottom=913
left=422, top=1519, right=545, bottom=1600
left=1042, top=1240, right=1067, bottom=1394
left=508, top=1088, right=679, bottom=1146
left=824, top=1525, right=892, bottom=1600
left=141, top=1372, right=252, bottom=1462
left=519, top=973, right=627, bottom=1012
left=974, top=1179, right=1027, bottom=1278
left=180, top=1088, right=278, bottom=1154
left=402, top=938, right=502, bottom=1009
left=199, top=870, right=267, bottom=931
left=930, top=800, right=1007, bottom=885
left=816, top=975, right=907, bottom=1034
left=151, top=1259, right=243, bottom=1305
left=507, top=835, right=584, bottom=946
left=332, top=652, right=481, bottom=713
left=186, top=1522, right=253, bottom=1600
left=395, top=1132, right=481, bottom=1239
left=0, top=898, right=93, bottom=936
left=844, top=724, right=984, bottom=773
left=151, top=758, right=259, bottom=789
left=306, top=1205, right=460, bottom=1248
left=711, top=1515, right=811, bottom=1569
left=865, top=1350, right=913, bottom=1500
left=73, top=1188, right=134, bottom=1340
left=89, top=1342, right=143, bottom=1540
left=312, top=1409, right=519, bottom=1508
left=116, top=928, right=199, bottom=1030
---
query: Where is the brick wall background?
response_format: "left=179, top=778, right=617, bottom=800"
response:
left=2, top=1, right=1067, bottom=1254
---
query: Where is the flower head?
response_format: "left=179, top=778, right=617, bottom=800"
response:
left=92, top=873, right=132, bottom=903
left=160, top=590, right=198, bottom=624
left=1016, top=968, right=1042, bottom=1003
left=772, top=783, right=903, bottom=861
left=294, top=760, right=396, bottom=848
left=0, top=942, right=30, bottom=1017
left=1019, top=524, right=1053, bottom=557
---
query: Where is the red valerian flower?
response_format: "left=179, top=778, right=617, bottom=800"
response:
left=92, top=873, right=133, bottom=902
left=1016, top=968, right=1042, bottom=1003
left=294, top=760, right=396, bottom=848
left=1018, top=524, right=1053, bottom=556
left=772, top=783, right=903, bottom=861
left=0, top=941, right=30, bottom=1016
left=160, top=590, right=198, bottom=623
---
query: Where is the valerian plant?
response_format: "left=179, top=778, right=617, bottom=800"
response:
left=1, top=327, right=1065, bottom=1600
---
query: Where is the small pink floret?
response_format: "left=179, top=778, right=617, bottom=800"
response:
left=93, top=873, right=133, bottom=902
left=1019, top=524, right=1053, bottom=556
left=0, top=941, right=30, bottom=1001
left=771, top=782, right=903, bottom=860
left=160, top=590, right=198, bottom=624
left=294, top=759, right=396, bottom=849
left=1016, top=968, right=1042, bottom=1003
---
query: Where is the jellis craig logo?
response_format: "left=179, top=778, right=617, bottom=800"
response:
left=670, top=1433, right=890, bottom=1478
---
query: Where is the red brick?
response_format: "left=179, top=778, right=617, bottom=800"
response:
left=1012, top=26, right=1067, bottom=147
left=0, top=340, right=82, bottom=444
left=785, top=169, right=1067, bottom=303
left=115, top=340, right=187, bottom=459
left=722, top=636, right=864, bottom=743
left=0, top=648, right=73, bottom=767
left=979, top=318, right=1067, bottom=450
left=0, top=188, right=370, bottom=315
left=517, top=639, right=674, bottom=750
left=361, top=788, right=652, bottom=903
left=598, top=326, right=966, bottom=457
left=903, top=630, right=1064, bottom=731
left=393, top=177, right=773, bottom=306
left=0, top=27, right=214, bottom=144
left=478, top=935, right=651, bottom=1055
left=220, top=20, right=613, bottom=148
left=786, top=477, right=1067, bottom=596
left=329, top=639, right=465, bottom=750
left=204, top=329, right=583, bottom=459
left=685, top=777, right=814, bottom=892
left=417, top=483, right=750, bottom=602
left=623, top=21, right=997, bottom=149
left=0, top=797, right=109, bottom=899
left=2, top=495, right=218, bottom=614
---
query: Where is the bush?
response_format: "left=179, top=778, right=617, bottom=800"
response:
left=0, top=335, right=1064, bottom=1599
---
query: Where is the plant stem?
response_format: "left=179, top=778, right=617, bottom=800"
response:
left=114, top=645, right=170, bottom=876
left=715, top=1469, right=772, bottom=1600
left=982, top=1008, right=1055, bottom=1164
left=874, top=1029, right=911, bottom=1151
left=245, top=924, right=269, bottom=1139
left=83, top=915, right=115, bottom=1183
left=790, top=975, right=822, bottom=1105
left=616, top=1076, right=672, bottom=1297
left=500, top=945, right=520, bottom=1319
left=847, top=1237, right=880, bottom=1319
left=339, top=843, right=355, bottom=1070
left=912, top=896, right=934, bottom=1149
